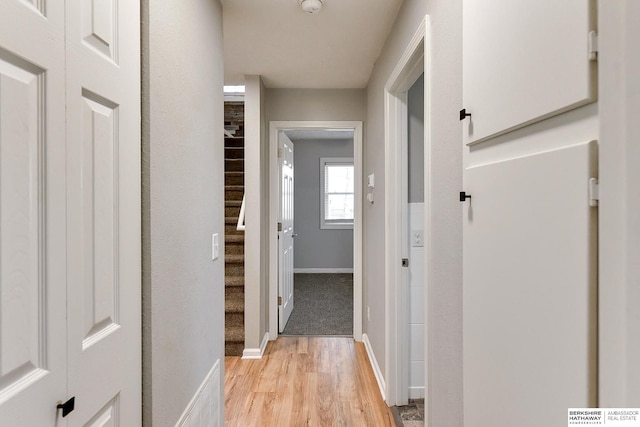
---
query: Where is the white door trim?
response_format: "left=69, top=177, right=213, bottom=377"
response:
left=383, top=15, right=431, bottom=407
left=268, top=121, right=363, bottom=341
left=599, top=1, right=640, bottom=405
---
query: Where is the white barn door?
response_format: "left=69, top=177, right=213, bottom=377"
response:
left=65, top=0, right=141, bottom=425
left=463, top=143, right=598, bottom=426
left=0, top=1, right=67, bottom=425
left=462, top=1, right=598, bottom=425
left=0, top=0, right=141, bottom=425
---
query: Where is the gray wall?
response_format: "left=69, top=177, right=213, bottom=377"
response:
left=364, top=0, right=463, bottom=424
left=244, top=75, right=270, bottom=351
left=408, top=74, right=425, bottom=203
left=141, top=0, right=225, bottom=425
left=292, top=138, right=354, bottom=269
left=267, top=88, right=366, bottom=122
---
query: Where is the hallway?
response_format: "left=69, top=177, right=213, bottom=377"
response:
left=224, top=337, right=395, bottom=426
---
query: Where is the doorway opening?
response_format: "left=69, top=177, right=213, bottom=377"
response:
left=384, top=16, right=431, bottom=407
left=268, top=121, right=363, bottom=342
left=279, top=129, right=355, bottom=336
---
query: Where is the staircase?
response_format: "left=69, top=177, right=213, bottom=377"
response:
left=224, top=102, right=245, bottom=356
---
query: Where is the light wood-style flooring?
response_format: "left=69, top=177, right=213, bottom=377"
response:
left=224, top=336, right=396, bottom=426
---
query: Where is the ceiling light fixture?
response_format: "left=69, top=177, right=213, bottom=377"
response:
left=299, top=0, right=323, bottom=14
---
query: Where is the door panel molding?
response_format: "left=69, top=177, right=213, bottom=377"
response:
left=0, top=1, right=67, bottom=424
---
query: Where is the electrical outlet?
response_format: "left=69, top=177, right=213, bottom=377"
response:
left=412, top=230, right=424, bottom=247
left=212, top=233, right=219, bottom=260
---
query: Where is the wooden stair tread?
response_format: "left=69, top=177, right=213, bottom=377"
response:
left=226, top=234, right=244, bottom=243
left=225, top=276, right=244, bottom=287
left=225, top=185, right=244, bottom=191
left=225, top=324, right=244, bottom=341
left=225, top=295, right=244, bottom=313
left=226, top=216, right=244, bottom=225
left=225, top=254, right=244, bottom=264
left=225, top=342, right=244, bottom=357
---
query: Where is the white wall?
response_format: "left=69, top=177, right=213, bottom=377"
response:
left=141, top=1, right=225, bottom=425
left=408, top=203, right=425, bottom=399
left=365, top=0, right=463, bottom=423
left=293, top=138, right=354, bottom=270
left=407, top=74, right=425, bottom=399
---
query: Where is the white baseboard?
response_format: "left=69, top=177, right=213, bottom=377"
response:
left=362, top=333, right=386, bottom=401
left=409, top=386, right=425, bottom=399
left=175, top=359, right=221, bottom=427
left=242, top=332, right=269, bottom=359
left=293, top=268, right=354, bottom=274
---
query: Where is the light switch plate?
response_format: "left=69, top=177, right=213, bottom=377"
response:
left=212, top=233, right=219, bottom=260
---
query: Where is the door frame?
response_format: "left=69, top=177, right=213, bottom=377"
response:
left=268, top=121, right=364, bottom=341
left=384, top=15, right=431, bottom=407
left=599, top=1, right=640, bottom=404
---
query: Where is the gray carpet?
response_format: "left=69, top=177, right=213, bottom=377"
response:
left=281, top=273, right=353, bottom=336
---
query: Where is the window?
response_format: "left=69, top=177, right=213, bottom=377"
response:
left=320, top=157, right=354, bottom=229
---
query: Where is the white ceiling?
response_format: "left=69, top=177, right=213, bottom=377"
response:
left=221, top=0, right=403, bottom=89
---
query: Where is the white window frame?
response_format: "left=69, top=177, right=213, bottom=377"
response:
left=320, top=157, right=354, bottom=230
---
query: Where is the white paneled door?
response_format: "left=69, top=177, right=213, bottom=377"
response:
left=278, top=133, right=294, bottom=332
left=65, top=0, right=141, bottom=425
left=0, top=2, right=67, bottom=425
left=0, top=0, right=141, bottom=425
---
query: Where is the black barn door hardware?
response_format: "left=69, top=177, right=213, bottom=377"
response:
left=57, top=397, right=75, bottom=417
left=459, top=192, right=471, bottom=202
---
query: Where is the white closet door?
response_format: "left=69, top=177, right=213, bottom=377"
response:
left=65, top=0, right=141, bottom=425
left=463, top=141, right=598, bottom=427
left=463, top=0, right=597, bottom=145
left=0, top=1, right=68, bottom=425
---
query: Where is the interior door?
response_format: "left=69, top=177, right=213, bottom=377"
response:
left=463, top=141, right=598, bottom=427
left=0, top=1, right=68, bottom=425
left=0, top=1, right=140, bottom=424
left=65, top=0, right=141, bottom=425
left=278, top=133, right=294, bottom=332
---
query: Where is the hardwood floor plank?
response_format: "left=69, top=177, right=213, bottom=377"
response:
left=224, top=336, right=395, bottom=426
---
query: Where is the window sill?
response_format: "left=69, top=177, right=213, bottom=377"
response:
left=320, top=223, right=354, bottom=230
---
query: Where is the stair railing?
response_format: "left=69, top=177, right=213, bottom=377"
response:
left=236, top=195, right=246, bottom=231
